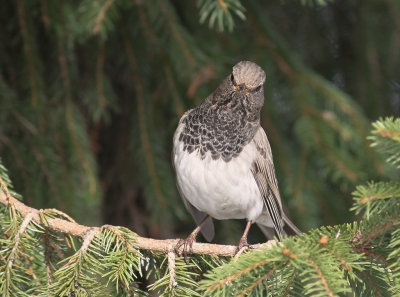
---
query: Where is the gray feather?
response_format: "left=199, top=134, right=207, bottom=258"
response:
left=251, top=127, right=301, bottom=240
left=256, top=223, right=277, bottom=240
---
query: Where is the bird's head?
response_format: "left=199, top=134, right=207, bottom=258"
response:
left=231, top=61, right=266, bottom=94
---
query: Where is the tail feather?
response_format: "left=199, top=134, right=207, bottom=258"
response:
left=257, top=214, right=301, bottom=240
left=256, top=223, right=278, bottom=240
left=283, top=213, right=301, bottom=235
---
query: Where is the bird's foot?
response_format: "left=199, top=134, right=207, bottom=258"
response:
left=235, top=237, right=251, bottom=259
left=175, top=233, right=197, bottom=264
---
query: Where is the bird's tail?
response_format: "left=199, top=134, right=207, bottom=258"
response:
left=256, top=223, right=277, bottom=240
left=257, top=214, right=301, bottom=240
left=282, top=213, right=301, bottom=235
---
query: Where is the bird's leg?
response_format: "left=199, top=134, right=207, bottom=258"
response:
left=236, top=220, right=253, bottom=254
left=175, top=215, right=210, bottom=263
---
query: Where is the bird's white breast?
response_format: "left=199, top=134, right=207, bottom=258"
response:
left=173, top=126, right=264, bottom=221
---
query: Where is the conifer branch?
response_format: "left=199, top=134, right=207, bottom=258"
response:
left=16, top=0, right=39, bottom=106
left=2, top=211, right=35, bottom=295
left=236, top=266, right=276, bottom=297
left=93, top=0, right=115, bottom=34
left=81, top=229, right=100, bottom=253
left=96, top=40, right=106, bottom=109
left=40, top=0, right=50, bottom=28
left=0, top=169, right=13, bottom=202
left=136, top=3, right=158, bottom=46
left=358, top=220, right=400, bottom=244
left=6, top=212, right=34, bottom=271
left=123, top=34, right=167, bottom=209
left=306, top=258, right=336, bottom=297
left=49, top=228, right=101, bottom=295
left=206, top=259, right=271, bottom=291
left=0, top=189, right=271, bottom=257
left=218, top=0, right=227, bottom=12
left=156, top=0, right=196, bottom=66
left=310, top=122, right=357, bottom=181
left=43, top=231, right=53, bottom=288
left=168, top=250, right=176, bottom=289
left=58, top=30, right=97, bottom=196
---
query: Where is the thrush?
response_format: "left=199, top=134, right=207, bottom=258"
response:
left=173, top=61, right=300, bottom=260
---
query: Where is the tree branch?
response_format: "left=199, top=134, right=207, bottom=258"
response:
left=7, top=212, right=34, bottom=269
left=0, top=190, right=274, bottom=257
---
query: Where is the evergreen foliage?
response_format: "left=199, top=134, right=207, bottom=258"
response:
left=1, top=0, right=400, bottom=296
left=1, top=0, right=399, bottom=241
left=1, top=117, right=400, bottom=296
left=197, top=0, right=246, bottom=32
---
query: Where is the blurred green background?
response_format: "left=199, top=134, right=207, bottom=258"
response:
left=0, top=0, right=399, bottom=245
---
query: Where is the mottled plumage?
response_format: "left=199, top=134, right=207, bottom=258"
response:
left=173, top=61, right=300, bottom=257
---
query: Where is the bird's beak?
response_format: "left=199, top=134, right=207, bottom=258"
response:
left=235, top=85, right=249, bottom=93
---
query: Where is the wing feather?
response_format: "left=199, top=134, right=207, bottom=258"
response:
left=251, top=127, right=285, bottom=239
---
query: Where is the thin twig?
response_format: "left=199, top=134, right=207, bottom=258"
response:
left=168, top=247, right=176, bottom=289
left=236, top=267, right=276, bottom=297
left=7, top=212, right=34, bottom=269
left=0, top=175, right=12, bottom=202
left=307, top=258, right=336, bottom=297
left=43, top=230, right=53, bottom=290
left=80, top=229, right=99, bottom=252
left=218, top=0, right=227, bottom=12
left=41, top=208, right=77, bottom=223
left=93, top=0, right=115, bottom=34
left=206, top=259, right=270, bottom=291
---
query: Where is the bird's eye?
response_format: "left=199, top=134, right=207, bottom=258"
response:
left=253, top=86, right=261, bottom=92
left=230, top=74, right=236, bottom=86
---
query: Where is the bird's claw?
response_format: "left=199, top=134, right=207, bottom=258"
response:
left=174, top=239, right=185, bottom=255
left=175, top=234, right=196, bottom=264
left=235, top=237, right=251, bottom=256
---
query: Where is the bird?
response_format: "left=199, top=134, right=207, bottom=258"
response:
left=172, top=61, right=300, bottom=260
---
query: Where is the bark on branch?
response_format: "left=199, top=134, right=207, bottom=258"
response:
left=0, top=190, right=274, bottom=257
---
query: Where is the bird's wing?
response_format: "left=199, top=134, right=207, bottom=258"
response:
left=251, top=127, right=297, bottom=240
left=172, top=110, right=215, bottom=242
